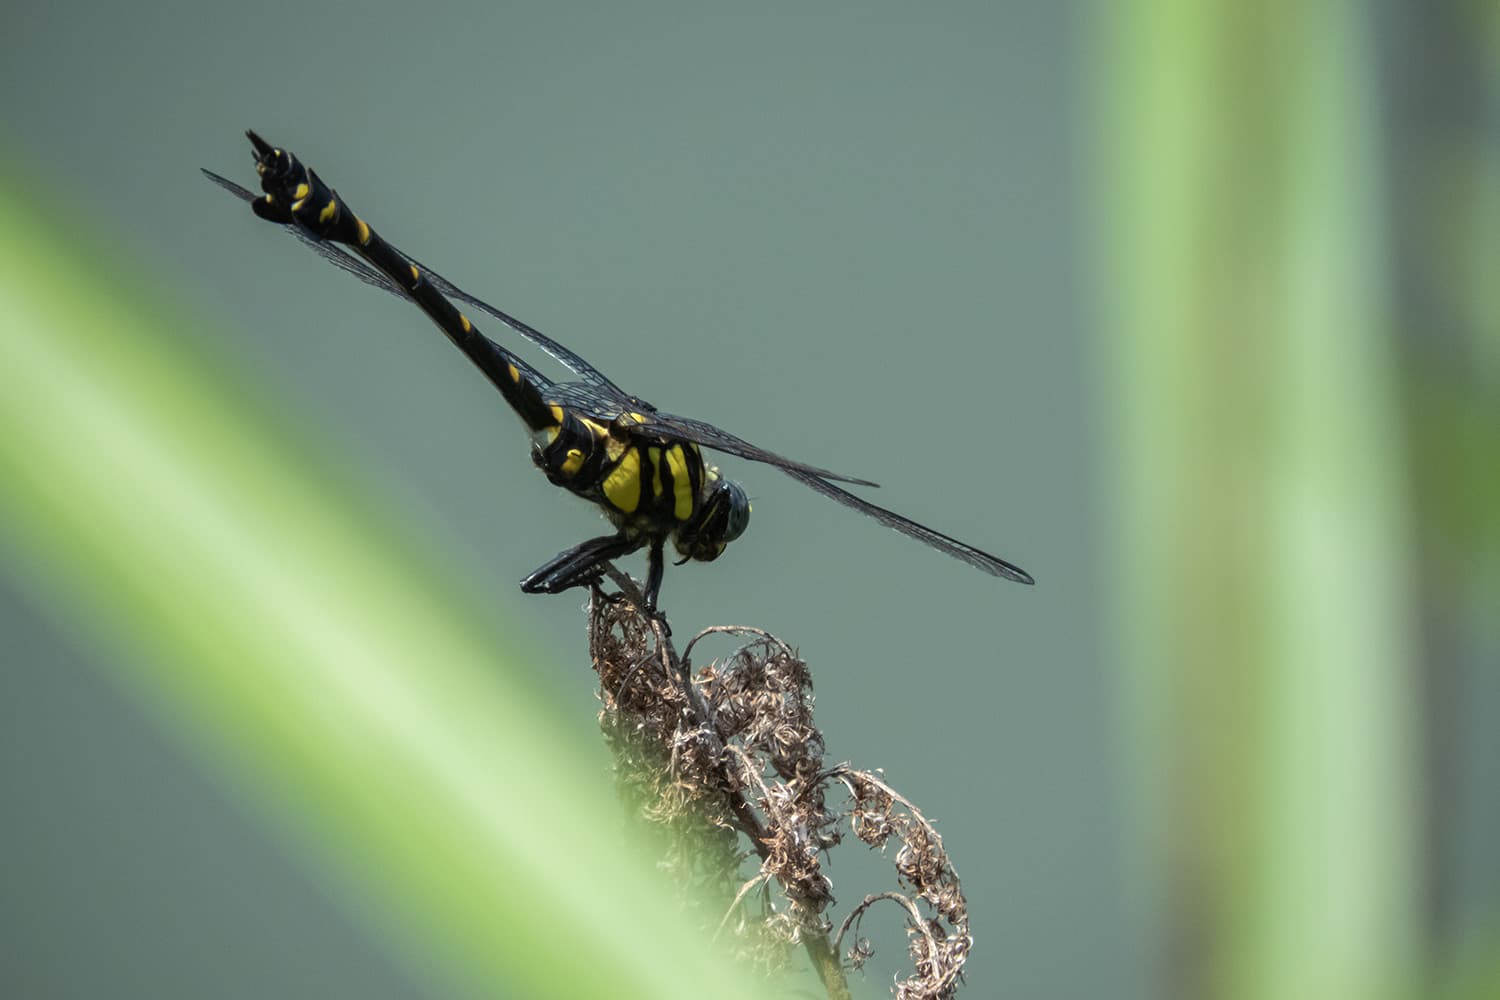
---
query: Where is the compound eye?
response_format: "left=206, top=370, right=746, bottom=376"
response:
left=718, top=480, right=751, bottom=542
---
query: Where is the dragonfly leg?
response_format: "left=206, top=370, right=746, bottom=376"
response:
left=643, top=539, right=666, bottom=613
left=521, top=533, right=642, bottom=597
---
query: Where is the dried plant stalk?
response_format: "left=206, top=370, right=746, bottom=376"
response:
left=586, top=575, right=973, bottom=1000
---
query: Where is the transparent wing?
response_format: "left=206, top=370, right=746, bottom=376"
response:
left=399, top=250, right=634, bottom=402
left=630, top=413, right=880, bottom=488
left=781, top=468, right=1034, bottom=585
left=203, top=168, right=560, bottom=392
left=207, top=166, right=879, bottom=487
left=204, top=170, right=409, bottom=298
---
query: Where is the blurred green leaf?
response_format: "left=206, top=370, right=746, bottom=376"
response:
left=0, top=170, right=762, bottom=1000
left=1099, top=3, right=1420, bottom=998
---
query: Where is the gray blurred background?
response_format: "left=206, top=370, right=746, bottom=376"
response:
left=2, top=3, right=1112, bottom=998
left=9, top=2, right=1498, bottom=999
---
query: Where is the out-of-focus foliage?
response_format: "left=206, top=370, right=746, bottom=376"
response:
left=1099, top=2, right=1499, bottom=999
left=1, top=2, right=1496, bottom=997
left=0, top=175, right=764, bottom=1000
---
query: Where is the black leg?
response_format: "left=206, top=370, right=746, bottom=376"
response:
left=643, top=539, right=666, bottom=612
left=521, top=533, right=642, bottom=595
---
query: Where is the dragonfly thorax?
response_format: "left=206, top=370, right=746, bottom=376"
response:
left=531, top=414, right=749, bottom=562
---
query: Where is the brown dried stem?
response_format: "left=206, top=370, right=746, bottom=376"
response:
left=587, top=569, right=970, bottom=999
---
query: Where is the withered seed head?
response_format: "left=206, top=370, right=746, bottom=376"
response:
left=588, top=589, right=972, bottom=999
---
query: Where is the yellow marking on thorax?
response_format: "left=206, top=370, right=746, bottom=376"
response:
left=647, top=447, right=664, bottom=504
left=664, top=445, right=695, bottom=520
left=548, top=404, right=565, bottom=426
left=559, top=447, right=585, bottom=476
left=601, top=447, right=642, bottom=514
left=294, top=182, right=310, bottom=201
left=356, top=218, right=371, bottom=245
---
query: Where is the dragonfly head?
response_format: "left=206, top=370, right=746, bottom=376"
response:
left=675, top=475, right=750, bottom=563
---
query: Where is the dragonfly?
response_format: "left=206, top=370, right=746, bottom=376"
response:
left=205, top=130, right=1033, bottom=609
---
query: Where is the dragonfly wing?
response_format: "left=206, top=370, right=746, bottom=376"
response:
left=205, top=168, right=561, bottom=393
left=204, top=169, right=418, bottom=299
left=539, top=393, right=883, bottom=490
left=395, top=253, right=637, bottom=402
left=209, top=166, right=860, bottom=487
left=206, top=168, right=611, bottom=403
left=782, top=468, right=1034, bottom=584
left=540, top=381, right=630, bottom=421
left=631, top=413, right=880, bottom=488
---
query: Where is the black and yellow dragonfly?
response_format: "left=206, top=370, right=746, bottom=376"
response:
left=205, top=131, right=1033, bottom=609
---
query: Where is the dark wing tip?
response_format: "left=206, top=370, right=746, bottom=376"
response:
left=1004, top=565, right=1036, bottom=586
left=975, top=552, right=1034, bottom=585
left=201, top=167, right=255, bottom=202
left=784, top=468, right=1033, bottom=586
